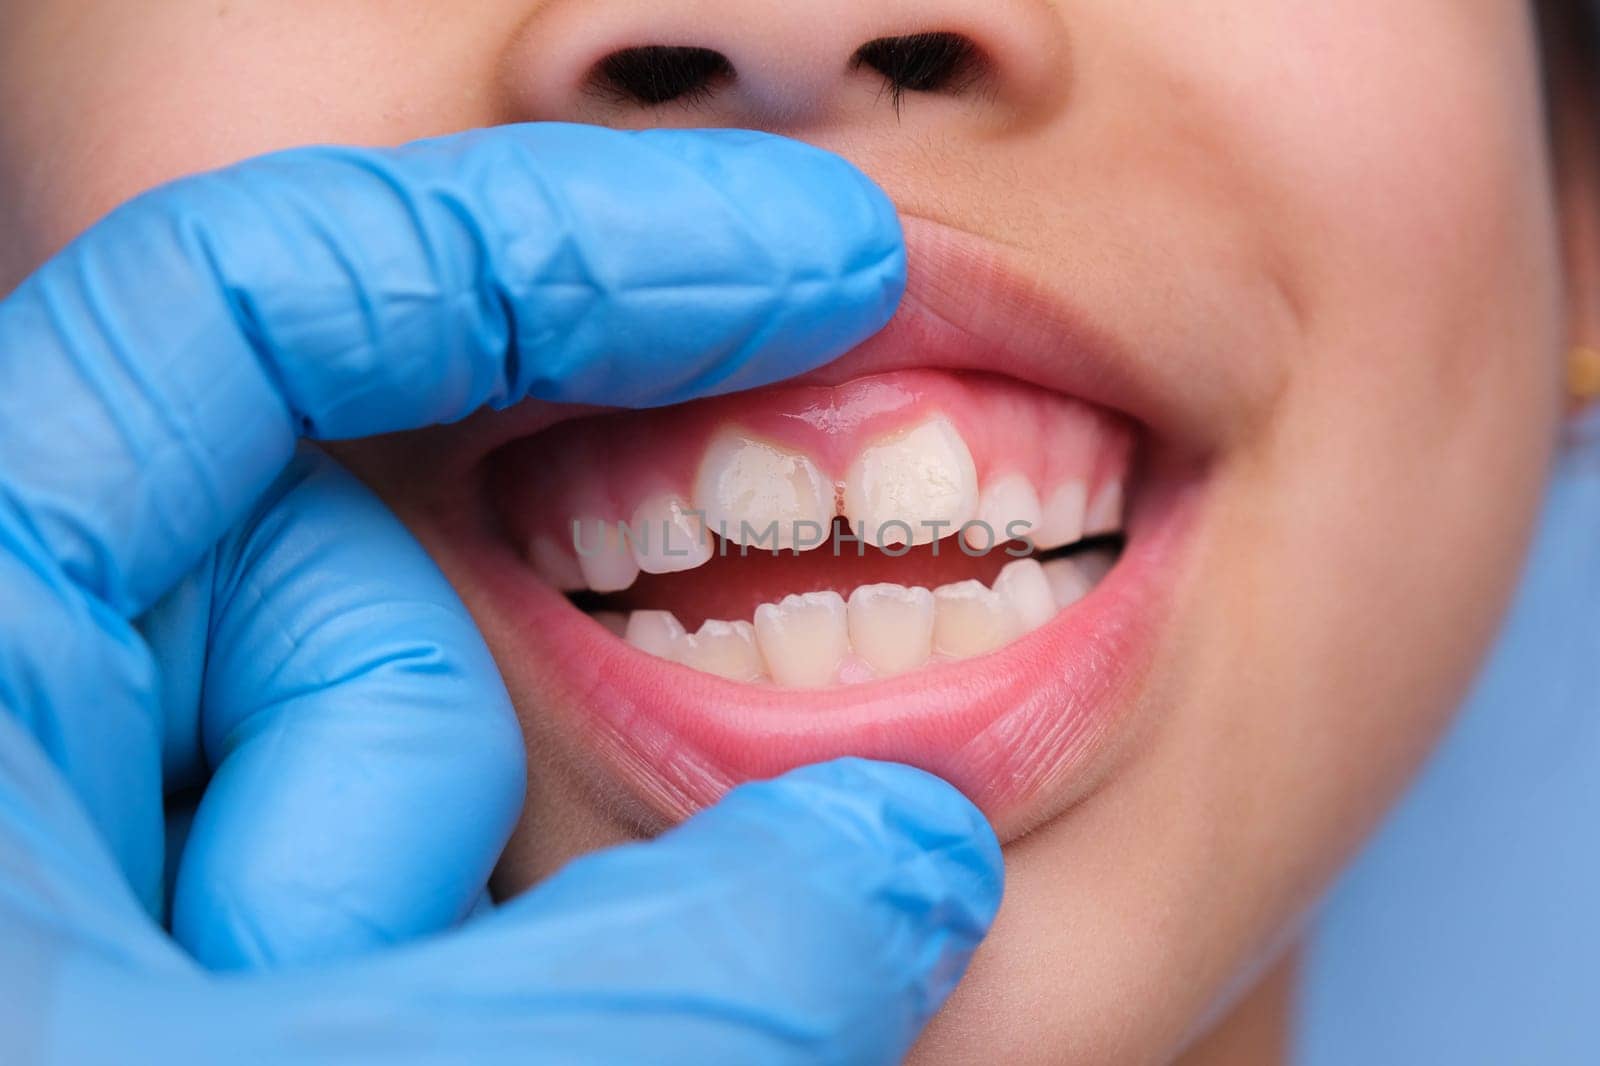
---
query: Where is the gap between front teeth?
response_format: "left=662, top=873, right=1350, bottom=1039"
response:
left=610, top=552, right=1115, bottom=688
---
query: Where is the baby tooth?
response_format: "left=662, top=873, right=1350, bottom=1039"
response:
left=1042, top=558, right=1094, bottom=609
left=1076, top=548, right=1119, bottom=586
left=1084, top=480, right=1125, bottom=537
left=993, top=559, right=1057, bottom=633
left=677, top=620, right=767, bottom=683
left=593, top=611, right=629, bottom=637
left=847, top=584, right=935, bottom=678
left=933, top=579, right=1021, bottom=660
left=754, top=591, right=850, bottom=688
left=573, top=519, right=641, bottom=593
left=1034, top=482, right=1089, bottom=550
left=530, top=535, right=586, bottom=591
left=626, top=610, right=688, bottom=660
left=970, top=473, right=1043, bottom=552
left=966, top=473, right=1043, bottom=550
left=629, top=494, right=713, bottom=575
left=694, top=433, right=833, bottom=552
left=845, top=416, right=978, bottom=549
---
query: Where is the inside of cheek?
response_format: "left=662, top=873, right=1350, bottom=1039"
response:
left=567, top=517, right=1121, bottom=630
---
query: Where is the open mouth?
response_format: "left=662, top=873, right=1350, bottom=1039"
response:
left=426, top=218, right=1204, bottom=834
left=491, top=369, right=1132, bottom=687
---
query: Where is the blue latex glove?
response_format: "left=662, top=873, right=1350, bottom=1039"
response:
left=0, top=123, right=1002, bottom=1062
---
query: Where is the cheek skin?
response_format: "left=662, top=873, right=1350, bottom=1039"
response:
left=0, top=2, right=1568, bottom=1064
left=0, top=1, right=525, bottom=291
left=919, top=5, right=1562, bottom=1064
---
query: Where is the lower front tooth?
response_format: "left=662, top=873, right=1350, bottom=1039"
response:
left=753, top=591, right=850, bottom=688
left=847, top=584, right=935, bottom=678
left=626, top=610, right=687, bottom=660
left=677, top=620, right=767, bottom=682
left=993, top=559, right=1057, bottom=632
left=933, top=579, right=1021, bottom=660
left=1042, top=558, right=1093, bottom=608
left=1075, top=549, right=1119, bottom=585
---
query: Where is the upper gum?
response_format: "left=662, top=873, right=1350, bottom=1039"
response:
left=490, top=368, right=1133, bottom=567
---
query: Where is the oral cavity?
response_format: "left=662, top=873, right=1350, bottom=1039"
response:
left=491, top=370, right=1132, bottom=688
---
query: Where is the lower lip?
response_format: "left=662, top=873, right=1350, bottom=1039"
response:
left=449, top=463, right=1197, bottom=834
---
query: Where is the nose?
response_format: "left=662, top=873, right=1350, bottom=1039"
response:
left=503, top=0, right=1070, bottom=134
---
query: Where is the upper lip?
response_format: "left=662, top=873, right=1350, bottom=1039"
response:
left=791, top=215, right=1177, bottom=438
left=422, top=214, right=1209, bottom=479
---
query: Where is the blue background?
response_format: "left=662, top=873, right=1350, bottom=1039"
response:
left=1299, top=410, right=1600, bottom=1063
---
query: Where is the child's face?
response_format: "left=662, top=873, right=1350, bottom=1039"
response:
left=0, top=2, right=1572, bottom=1060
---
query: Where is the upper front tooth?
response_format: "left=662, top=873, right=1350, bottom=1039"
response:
left=844, top=416, right=978, bottom=549
left=694, top=432, right=833, bottom=552
left=1034, top=482, right=1088, bottom=550
left=992, top=558, right=1057, bottom=632
left=677, top=619, right=767, bottom=682
left=970, top=473, right=1043, bottom=552
left=573, top=519, right=641, bottom=593
left=753, top=591, right=850, bottom=688
left=847, top=583, right=935, bottom=678
left=1084, top=479, right=1125, bottom=537
left=933, top=579, right=1021, bottom=660
left=629, top=494, right=713, bottom=575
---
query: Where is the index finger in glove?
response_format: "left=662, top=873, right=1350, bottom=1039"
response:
left=0, top=123, right=904, bottom=899
left=0, top=121, right=904, bottom=619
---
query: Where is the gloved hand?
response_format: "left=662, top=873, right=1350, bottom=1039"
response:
left=0, top=123, right=1002, bottom=1063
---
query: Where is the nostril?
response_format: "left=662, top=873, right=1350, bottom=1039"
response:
left=587, top=45, right=736, bottom=107
left=850, top=32, right=989, bottom=106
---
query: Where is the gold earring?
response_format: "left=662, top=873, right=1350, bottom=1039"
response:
left=1570, top=344, right=1600, bottom=402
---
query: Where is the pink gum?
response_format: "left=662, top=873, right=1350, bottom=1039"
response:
left=491, top=369, right=1134, bottom=555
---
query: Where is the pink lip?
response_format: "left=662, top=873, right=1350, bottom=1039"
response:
left=423, top=216, right=1216, bottom=466
left=454, top=478, right=1189, bottom=832
left=424, top=217, right=1210, bottom=835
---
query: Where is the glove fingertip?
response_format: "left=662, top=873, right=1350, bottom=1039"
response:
left=710, top=758, right=1004, bottom=1024
left=745, top=756, right=1004, bottom=927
